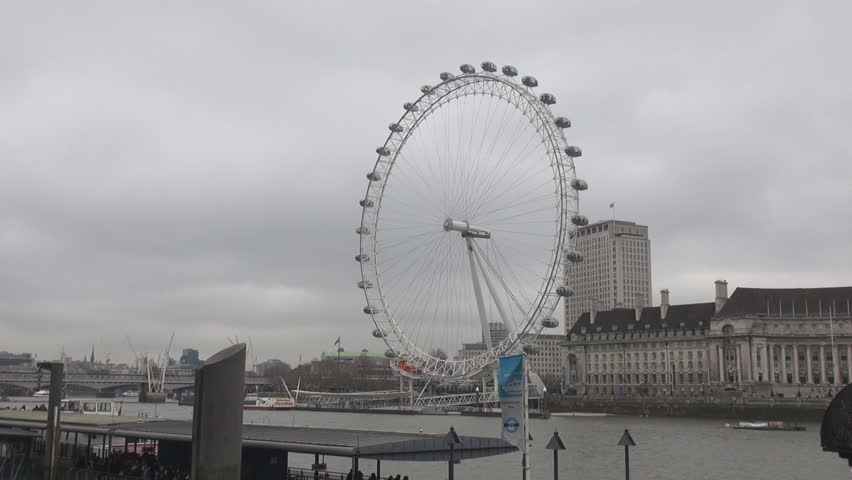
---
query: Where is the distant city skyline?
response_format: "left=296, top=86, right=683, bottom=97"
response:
left=1, top=2, right=851, bottom=366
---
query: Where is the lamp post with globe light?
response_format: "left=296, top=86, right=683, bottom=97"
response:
left=475, top=386, right=481, bottom=412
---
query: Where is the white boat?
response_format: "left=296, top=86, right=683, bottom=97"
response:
left=243, top=393, right=296, bottom=411
left=33, top=389, right=50, bottom=397
left=60, top=399, right=122, bottom=416
left=727, top=421, right=805, bottom=431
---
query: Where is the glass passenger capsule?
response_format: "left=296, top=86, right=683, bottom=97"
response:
left=376, top=146, right=391, bottom=156
left=363, top=306, right=379, bottom=314
left=439, top=72, right=455, bottom=81
left=355, top=254, right=370, bottom=263
left=403, top=102, right=419, bottom=112
left=420, top=85, right=433, bottom=94
left=481, top=61, right=498, bottom=72
left=460, top=64, right=475, bottom=74
left=564, top=146, right=583, bottom=157
left=355, top=226, right=370, bottom=235
left=501, top=65, right=518, bottom=76
left=556, top=286, right=575, bottom=297
left=388, top=123, right=404, bottom=133
left=366, top=172, right=382, bottom=181
left=555, top=117, right=572, bottom=128
left=522, top=76, right=538, bottom=87
left=359, top=199, right=374, bottom=208
left=539, top=93, right=556, bottom=105
left=565, top=250, right=584, bottom=263
left=541, top=317, right=559, bottom=329
left=571, top=214, right=588, bottom=226
left=372, top=328, right=384, bottom=338
left=358, top=280, right=374, bottom=289
left=571, top=179, right=588, bottom=191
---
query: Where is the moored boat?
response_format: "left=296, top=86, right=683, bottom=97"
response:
left=243, top=393, right=296, bottom=411
left=726, top=421, right=805, bottom=431
left=60, top=399, right=122, bottom=416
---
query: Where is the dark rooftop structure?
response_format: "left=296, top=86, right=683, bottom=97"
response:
left=567, top=303, right=715, bottom=337
left=0, top=411, right=514, bottom=462
left=717, top=286, right=852, bottom=317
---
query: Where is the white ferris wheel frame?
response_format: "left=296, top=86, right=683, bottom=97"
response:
left=358, top=66, right=581, bottom=379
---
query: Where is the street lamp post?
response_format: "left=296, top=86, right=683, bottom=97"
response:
left=542, top=387, right=548, bottom=414
left=475, top=387, right=480, bottom=412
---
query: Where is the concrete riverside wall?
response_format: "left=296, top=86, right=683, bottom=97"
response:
left=191, top=343, right=246, bottom=480
left=551, top=396, right=830, bottom=422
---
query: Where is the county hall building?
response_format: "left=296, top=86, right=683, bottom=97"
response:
left=561, top=281, right=852, bottom=397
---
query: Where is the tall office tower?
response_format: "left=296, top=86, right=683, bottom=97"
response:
left=564, top=220, right=652, bottom=332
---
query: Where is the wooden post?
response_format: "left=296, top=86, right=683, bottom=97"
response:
left=446, top=426, right=461, bottom=480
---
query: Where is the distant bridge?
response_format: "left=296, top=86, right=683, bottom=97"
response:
left=0, top=371, right=275, bottom=394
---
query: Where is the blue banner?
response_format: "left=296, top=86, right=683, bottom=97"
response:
left=499, top=354, right=525, bottom=450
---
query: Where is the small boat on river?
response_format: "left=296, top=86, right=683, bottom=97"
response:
left=243, top=393, right=296, bottom=411
left=726, top=421, right=805, bottom=431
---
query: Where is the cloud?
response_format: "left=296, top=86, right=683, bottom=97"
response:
left=1, top=1, right=850, bottom=365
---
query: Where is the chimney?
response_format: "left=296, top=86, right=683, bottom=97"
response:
left=660, top=289, right=670, bottom=320
left=715, top=280, right=728, bottom=313
left=634, top=293, right=644, bottom=322
left=589, top=297, right=598, bottom=325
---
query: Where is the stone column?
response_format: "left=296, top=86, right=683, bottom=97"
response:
left=833, top=344, right=841, bottom=386
left=750, top=340, right=759, bottom=383
left=768, top=344, right=775, bottom=384
left=806, top=345, right=813, bottom=385
left=761, top=344, right=769, bottom=382
left=792, top=344, right=800, bottom=384
left=717, top=346, right=725, bottom=382
left=847, top=345, right=852, bottom=384
left=781, top=345, right=788, bottom=384
left=735, top=344, right=742, bottom=386
left=819, top=345, right=826, bottom=385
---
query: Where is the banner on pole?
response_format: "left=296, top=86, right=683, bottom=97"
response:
left=498, top=354, right=526, bottom=450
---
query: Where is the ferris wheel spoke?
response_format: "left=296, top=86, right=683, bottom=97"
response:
left=468, top=144, right=550, bottom=220
left=465, top=135, right=543, bottom=219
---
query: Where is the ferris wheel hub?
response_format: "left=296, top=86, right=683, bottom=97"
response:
left=443, top=218, right=491, bottom=239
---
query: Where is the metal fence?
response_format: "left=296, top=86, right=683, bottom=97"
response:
left=287, top=467, right=349, bottom=480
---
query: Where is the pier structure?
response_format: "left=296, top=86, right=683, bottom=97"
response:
left=0, top=371, right=274, bottom=396
left=0, top=410, right=514, bottom=478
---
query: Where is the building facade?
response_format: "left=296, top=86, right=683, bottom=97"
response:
left=564, top=220, right=652, bottom=333
left=525, top=334, right=564, bottom=384
left=562, top=285, right=715, bottom=396
left=562, top=282, right=852, bottom=397
left=708, top=286, right=852, bottom=397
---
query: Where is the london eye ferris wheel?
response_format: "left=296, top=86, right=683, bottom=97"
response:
left=357, top=62, right=588, bottom=380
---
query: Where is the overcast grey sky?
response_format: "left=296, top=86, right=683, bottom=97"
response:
left=2, top=1, right=850, bottom=366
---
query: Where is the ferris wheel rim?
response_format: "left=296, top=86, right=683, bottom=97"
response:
left=358, top=65, right=581, bottom=378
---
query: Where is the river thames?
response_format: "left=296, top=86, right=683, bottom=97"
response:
left=2, top=398, right=845, bottom=479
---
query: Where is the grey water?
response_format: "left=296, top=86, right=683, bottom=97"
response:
left=3, top=398, right=845, bottom=479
